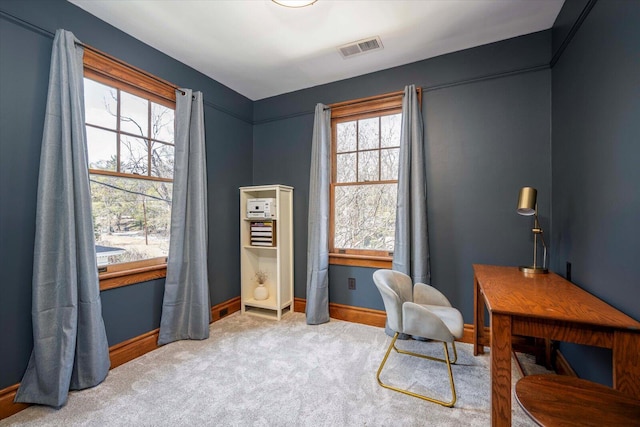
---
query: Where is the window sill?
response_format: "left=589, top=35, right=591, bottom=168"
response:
left=99, top=263, right=167, bottom=291
left=329, top=253, right=392, bottom=269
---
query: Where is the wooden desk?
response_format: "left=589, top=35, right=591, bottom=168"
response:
left=472, top=264, right=640, bottom=427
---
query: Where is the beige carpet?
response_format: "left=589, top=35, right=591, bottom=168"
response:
left=1, top=312, right=537, bottom=426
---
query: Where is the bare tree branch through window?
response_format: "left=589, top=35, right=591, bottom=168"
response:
left=84, top=77, right=175, bottom=266
left=332, top=109, right=402, bottom=255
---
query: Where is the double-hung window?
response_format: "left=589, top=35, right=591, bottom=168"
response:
left=83, top=48, right=176, bottom=288
left=329, top=90, right=418, bottom=268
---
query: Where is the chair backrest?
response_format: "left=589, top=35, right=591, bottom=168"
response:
left=372, top=269, right=413, bottom=333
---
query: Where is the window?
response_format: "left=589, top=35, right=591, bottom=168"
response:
left=83, top=47, right=177, bottom=289
left=330, top=90, right=419, bottom=268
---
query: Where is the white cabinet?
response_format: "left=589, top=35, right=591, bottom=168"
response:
left=240, top=185, right=293, bottom=320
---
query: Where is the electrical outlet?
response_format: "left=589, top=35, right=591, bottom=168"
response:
left=348, top=278, right=356, bottom=290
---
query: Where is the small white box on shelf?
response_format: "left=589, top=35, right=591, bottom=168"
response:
left=246, top=198, right=277, bottom=218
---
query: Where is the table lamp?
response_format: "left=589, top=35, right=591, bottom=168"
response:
left=517, top=187, right=548, bottom=274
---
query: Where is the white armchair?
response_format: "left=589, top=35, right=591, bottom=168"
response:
left=372, top=269, right=464, bottom=407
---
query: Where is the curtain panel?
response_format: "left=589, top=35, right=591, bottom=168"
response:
left=15, top=29, right=110, bottom=407
left=158, top=89, right=210, bottom=345
left=392, top=84, right=430, bottom=284
left=305, top=103, right=331, bottom=325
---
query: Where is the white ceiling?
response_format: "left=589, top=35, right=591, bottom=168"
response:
left=68, top=0, right=564, bottom=101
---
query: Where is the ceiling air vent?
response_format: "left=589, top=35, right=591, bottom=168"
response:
left=338, top=36, right=383, bottom=59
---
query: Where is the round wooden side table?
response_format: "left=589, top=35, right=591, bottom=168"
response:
left=515, top=374, right=640, bottom=426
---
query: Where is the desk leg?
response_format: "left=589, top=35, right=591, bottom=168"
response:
left=613, top=331, right=640, bottom=399
left=473, top=274, right=485, bottom=355
left=491, top=313, right=512, bottom=427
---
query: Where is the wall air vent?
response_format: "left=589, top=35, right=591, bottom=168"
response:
left=338, top=36, right=383, bottom=59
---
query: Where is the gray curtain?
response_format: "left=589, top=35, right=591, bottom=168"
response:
left=393, top=84, right=430, bottom=283
left=158, top=89, right=210, bottom=345
left=305, top=103, right=331, bottom=325
left=15, top=29, right=110, bottom=407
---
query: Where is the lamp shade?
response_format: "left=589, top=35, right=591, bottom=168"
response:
left=517, top=187, right=537, bottom=216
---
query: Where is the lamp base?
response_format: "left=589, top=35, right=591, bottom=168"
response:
left=519, top=266, right=548, bottom=274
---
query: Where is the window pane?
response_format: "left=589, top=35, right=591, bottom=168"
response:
left=90, top=175, right=172, bottom=266
left=358, top=117, right=379, bottom=150
left=380, top=113, right=401, bottom=148
left=120, top=91, right=148, bottom=137
left=358, top=150, right=379, bottom=182
left=336, top=153, right=356, bottom=183
left=120, top=135, right=148, bottom=175
left=86, top=126, right=117, bottom=171
left=380, top=148, right=399, bottom=181
left=336, top=121, right=356, bottom=152
left=151, top=102, right=175, bottom=143
left=151, top=142, right=174, bottom=179
left=334, top=184, right=397, bottom=252
left=84, top=78, right=117, bottom=129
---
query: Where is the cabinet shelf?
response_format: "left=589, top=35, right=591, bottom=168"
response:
left=243, top=245, right=277, bottom=250
left=242, top=296, right=292, bottom=310
left=243, top=296, right=276, bottom=309
left=240, top=185, right=293, bottom=321
left=244, top=304, right=291, bottom=320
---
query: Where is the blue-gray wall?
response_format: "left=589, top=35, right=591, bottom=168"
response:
left=253, top=31, right=552, bottom=321
left=550, top=0, right=640, bottom=385
left=0, top=0, right=253, bottom=389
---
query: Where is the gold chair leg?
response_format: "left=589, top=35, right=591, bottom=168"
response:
left=394, top=340, right=458, bottom=364
left=377, top=333, right=457, bottom=407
